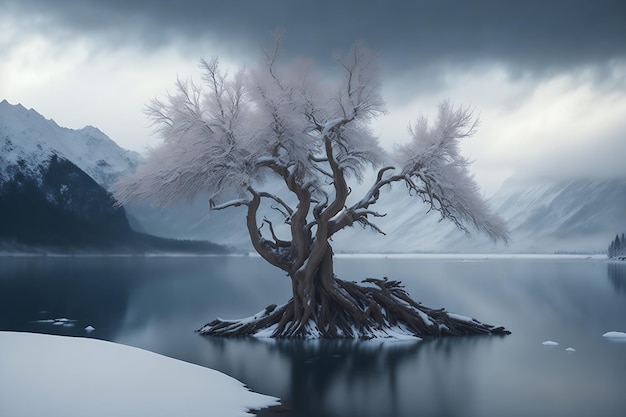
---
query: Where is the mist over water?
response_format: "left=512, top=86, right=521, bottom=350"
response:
left=1, top=255, right=625, bottom=417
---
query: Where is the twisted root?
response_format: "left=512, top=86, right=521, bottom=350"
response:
left=197, top=277, right=510, bottom=338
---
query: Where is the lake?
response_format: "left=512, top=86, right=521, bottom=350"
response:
left=1, top=254, right=625, bottom=417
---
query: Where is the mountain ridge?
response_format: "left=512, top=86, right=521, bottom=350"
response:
left=0, top=100, right=226, bottom=254
left=0, top=99, right=140, bottom=189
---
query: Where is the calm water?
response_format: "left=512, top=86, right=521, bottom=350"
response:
left=1, top=255, right=625, bottom=417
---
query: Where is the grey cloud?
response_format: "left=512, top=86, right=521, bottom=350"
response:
left=3, top=0, right=626, bottom=77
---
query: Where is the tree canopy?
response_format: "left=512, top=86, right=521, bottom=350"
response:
left=114, top=43, right=507, bottom=249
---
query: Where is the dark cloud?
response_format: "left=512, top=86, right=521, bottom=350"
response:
left=4, top=0, right=626, bottom=76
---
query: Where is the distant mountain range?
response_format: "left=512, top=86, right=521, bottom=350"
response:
left=331, top=176, right=626, bottom=254
left=475, top=176, right=626, bottom=253
left=0, top=99, right=226, bottom=254
left=2, top=99, right=623, bottom=254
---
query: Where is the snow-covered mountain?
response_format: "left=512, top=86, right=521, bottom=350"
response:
left=332, top=176, right=626, bottom=253
left=0, top=99, right=139, bottom=189
left=483, top=176, right=626, bottom=253
left=0, top=100, right=225, bottom=253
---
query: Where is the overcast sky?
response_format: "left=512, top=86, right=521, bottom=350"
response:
left=1, top=0, right=625, bottom=194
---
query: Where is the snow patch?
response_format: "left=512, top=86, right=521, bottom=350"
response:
left=253, top=324, right=279, bottom=339
left=602, top=331, right=626, bottom=339
left=447, top=313, right=474, bottom=323
left=542, top=340, right=559, bottom=346
left=371, top=325, right=422, bottom=341
left=36, top=317, right=78, bottom=326
left=565, top=347, right=576, bottom=352
left=416, top=309, right=434, bottom=326
left=0, top=331, right=279, bottom=417
left=244, top=318, right=423, bottom=341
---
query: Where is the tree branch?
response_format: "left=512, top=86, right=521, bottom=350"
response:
left=326, top=168, right=406, bottom=236
left=259, top=192, right=294, bottom=218
left=310, top=162, right=334, bottom=180
left=263, top=217, right=291, bottom=247
left=319, top=135, right=350, bottom=223
left=355, top=216, right=387, bottom=235
left=210, top=198, right=250, bottom=211
left=245, top=188, right=290, bottom=272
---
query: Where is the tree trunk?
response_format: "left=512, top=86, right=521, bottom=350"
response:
left=287, top=243, right=343, bottom=337
left=291, top=243, right=334, bottom=309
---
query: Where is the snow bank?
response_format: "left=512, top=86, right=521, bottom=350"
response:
left=0, top=332, right=278, bottom=417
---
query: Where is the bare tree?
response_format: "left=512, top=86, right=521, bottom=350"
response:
left=114, top=42, right=509, bottom=338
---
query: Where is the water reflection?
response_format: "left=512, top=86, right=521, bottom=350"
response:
left=0, top=257, right=134, bottom=340
left=201, top=335, right=497, bottom=417
left=607, top=262, right=626, bottom=296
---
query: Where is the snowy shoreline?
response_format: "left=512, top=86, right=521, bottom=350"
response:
left=0, top=331, right=279, bottom=417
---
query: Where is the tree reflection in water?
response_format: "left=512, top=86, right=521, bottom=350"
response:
left=202, top=335, right=499, bottom=417
left=607, top=262, right=626, bottom=296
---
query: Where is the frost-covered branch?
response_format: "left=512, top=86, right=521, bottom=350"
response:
left=209, top=197, right=250, bottom=211
left=392, top=101, right=508, bottom=242
left=325, top=103, right=508, bottom=242
left=335, top=43, right=386, bottom=122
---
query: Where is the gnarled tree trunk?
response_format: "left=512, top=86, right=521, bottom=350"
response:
left=198, top=243, right=510, bottom=338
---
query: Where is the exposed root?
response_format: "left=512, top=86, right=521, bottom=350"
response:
left=197, top=277, right=510, bottom=339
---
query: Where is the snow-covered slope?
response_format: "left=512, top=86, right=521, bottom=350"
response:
left=485, top=176, right=626, bottom=252
left=334, top=176, right=626, bottom=253
left=0, top=99, right=139, bottom=188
